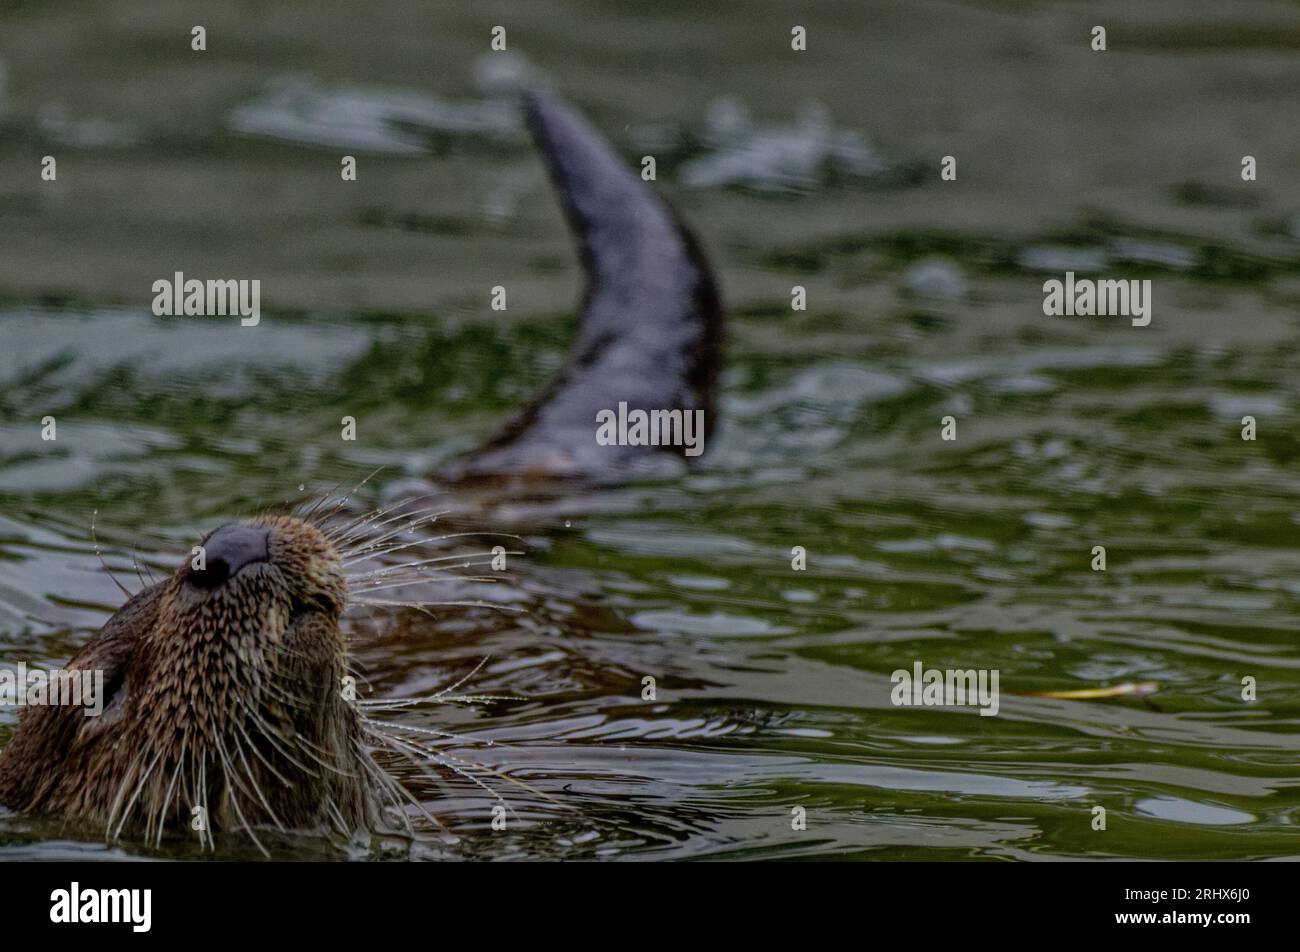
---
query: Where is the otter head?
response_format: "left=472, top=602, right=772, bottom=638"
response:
left=0, top=515, right=378, bottom=851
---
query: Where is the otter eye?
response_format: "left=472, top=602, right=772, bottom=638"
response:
left=78, top=665, right=128, bottom=735
left=98, top=668, right=125, bottom=711
left=187, top=524, right=271, bottom=589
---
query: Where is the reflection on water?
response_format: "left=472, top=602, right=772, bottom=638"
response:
left=228, top=71, right=527, bottom=155
left=2, top=0, right=1300, bottom=861
left=2, top=277, right=1299, bottom=860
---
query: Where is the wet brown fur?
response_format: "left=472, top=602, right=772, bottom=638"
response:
left=0, top=516, right=375, bottom=847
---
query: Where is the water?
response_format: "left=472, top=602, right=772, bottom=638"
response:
left=1, top=0, right=1299, bottom=860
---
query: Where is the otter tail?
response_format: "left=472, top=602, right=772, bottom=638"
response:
left=439, top=93, right=723, bottom=484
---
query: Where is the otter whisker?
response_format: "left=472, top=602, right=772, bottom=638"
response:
left=351, top=597, right=525, bottom=614
left=363, top=718, right=548, bottom=815
left=103, top=763, right=136, bottom=839
left=362, top=717, right=498, bottom=750
left=350, top=738, right=417, bottom=838
left=104, top=752, right=151, bottom=842
left=324, top=492, right=441, bottom=546
left=346, top=565, right=507, bottom=589
left=90, top=509, right=134, bottom=600
left=197, top=753, right=213, bottom=850
left=354, top=658, right=518, bottom=709
left=334, top=516, right=438, bottom=559
left=372, top=730, right=517, bottom=818
left=343, top=662, right=378, bottom=698
left=251, top=678, right=318, bottom=714
left=348, top=568, right=492, bottom=586
left=347, top=567, right=494, bottom=586
left=129, top=544, right=151, bottom=591
left=223, top=778, right=270, bottom=858
left=356, top=573, right=516, bottom=593
left=290, top=734, right=360, bottom=779
left=341, top=530, right=525, bottom=565
left=111, top=748, right=167, bottom=842
left=232, top=697, right=323, bottom=780
left=336, top=508, right=455, bottom=558
left=347, top=549, right=523, bottom=579
left=296, top=465, right=387, bottom=528
left=368, top=731, right=468, bottom=803
left=358, top=693, right=525, bottom=711
left=342, top=530, right=519, bottom=565
left=188, top=754, right=202, bottom=848
left=323, top=797, right=351, bottom=838
left=219, top=733, right=286, bottom=834
left=363, top=740, right=451, bottom=834
left=426, top=655, right=490, bottom=699
left=330, top=502, right=450, bottom=549
left=233, top=719, right=296, bottom=789
left=377, top=726, right=564, bottom=820
left=293, top=486, right=348, bottom=528
left=336, top=499, right=446, bottom=536
left=152, top=754, right=186, bottom=849
left=347, top=572, right=494, bottom=591
left=182, top=753, right=199, bottom=849
left=349, top=576, right=503, bottom=596
left=381, top=728, right=558, bottom=808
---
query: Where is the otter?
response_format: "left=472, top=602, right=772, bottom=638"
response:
left=0, top=90, right=723, bottom=851
left=0, top=516, right=376, bottom=850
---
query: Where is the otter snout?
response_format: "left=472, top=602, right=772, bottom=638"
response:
left=187, top=522, right=271, bottom=589
left=0, top=513, right=369, bottom=848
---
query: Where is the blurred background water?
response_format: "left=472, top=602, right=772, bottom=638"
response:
left=1, top=0, right=1299, bottom=859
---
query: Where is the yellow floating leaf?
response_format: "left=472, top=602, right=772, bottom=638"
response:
left=1016, top=681, right=1159, bottom=701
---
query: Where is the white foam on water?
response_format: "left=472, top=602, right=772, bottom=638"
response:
left=901, top=258, right=966, bottom=301
left=228, top=72, right=525, bottom=155
left=1108, top=237, right=1198, bottom=271
left=1016, top=245, right=1108, bottom=273
left=1135, top=796, right=1254, bottom=826
left=37, top=104, right=138, bottom=149
left=679, top=99, right=896, bottom=192
left=0, top=307, right=376, bottom=392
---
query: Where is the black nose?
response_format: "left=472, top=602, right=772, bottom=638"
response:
left=187, top=523, right=271, bottom=589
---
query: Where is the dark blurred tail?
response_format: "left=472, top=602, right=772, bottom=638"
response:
left=439, top=92, right=723, bottom=484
